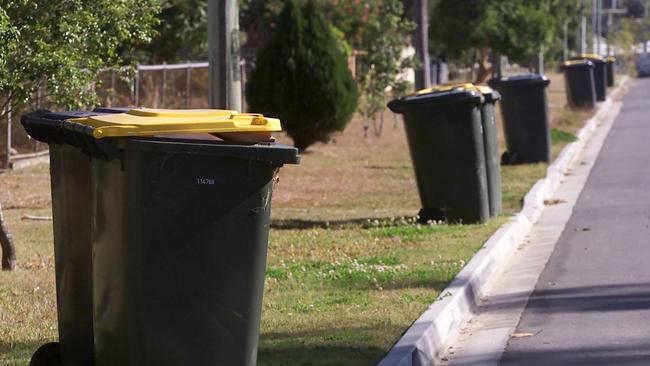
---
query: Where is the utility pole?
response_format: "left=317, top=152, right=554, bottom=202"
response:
left=564, top=19, right=569, bottom=61
left=592, top=0, right=597, bottom=54
left=600, top=0, right=627, bottom=55
left=208, top=0, right=242, bottom=111
left=596, top=0, right=602, bottom=55
left=606, top=1, right=611, bottom=56
left=413, top=0, right=431, bottom=89
left=643, top=0, right=650, bottom=54
left=581, top=15, right=587, bottom=54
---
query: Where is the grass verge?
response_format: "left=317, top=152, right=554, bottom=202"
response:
left=0, top=72, right=606, bottom=365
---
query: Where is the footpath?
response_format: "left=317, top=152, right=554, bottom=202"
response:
left=439, top=78, right=650, bottom=365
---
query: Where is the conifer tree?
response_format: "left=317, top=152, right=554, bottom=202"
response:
left=247, top=0, right=358, bottom=151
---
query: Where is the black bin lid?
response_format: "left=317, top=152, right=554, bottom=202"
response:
left=388, top=84, right=483, bottom=114
left=488, top=74, right=551, bottom=88
left=571, top=53, right=607, bottom=65
left=560, top=59, right=595, bottom=70
left=21, top=109, right=122, bottom=145
left=21, top=109, right=299, bottom=165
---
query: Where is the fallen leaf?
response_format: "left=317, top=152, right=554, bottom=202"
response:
left=544, top=199, right=567, bottom=206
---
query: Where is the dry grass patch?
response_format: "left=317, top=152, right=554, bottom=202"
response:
left=0, top=71, right=611, bottom=365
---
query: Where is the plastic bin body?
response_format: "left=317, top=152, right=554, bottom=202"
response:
left=90, top=138, right=296, bottom=366
left=389, top=90, right=489, bottom=223
left=590, top=59, right=607, bottom=101
left=49, top=143, right=95, bottom=366
left=488, top=74, right=551, bottom=164
left=21, top=109, right=126, bottom=366
left=571, top=56, right=607, bottom=101
left=606, top=58, right=615, bottom=87
left=478, top=89, right=502, bottom=216
left=562, top=61, right=597, bottom=109
left=21, top=109, right=298, bottom=366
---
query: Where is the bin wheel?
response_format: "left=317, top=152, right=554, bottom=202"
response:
left=30, top=342, right=62, bottom=366
left=417, top=207, right=445, bottom=224
left=501, top=151, right=520, bottom=165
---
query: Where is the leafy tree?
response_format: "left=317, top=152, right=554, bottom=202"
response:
left=246, top=0, right=358, bottom=151
left=239, top=0, right=284, bottom=51
left=628, top=16, right=650, bottom=52
left=242, top=0, right=414, bottom=137
left=544, top=0, right=584, bottom=63
left=623, top=0, right=649, bottom=18
left=136, top=0, right=208, bottom=63
left=323, top=0, right=415, bottom=135
left=611, top=18, right=637, bottom=72
left=429, top=0, right=559, bottom=82
left=0, top=0, right=160, bottom=270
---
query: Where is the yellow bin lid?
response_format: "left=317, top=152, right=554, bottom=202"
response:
left=67, top=108, right=283, bottom=139
left=577, top=53, right=606, bottom=61
left=415, top=82, right=476, bottom=95
left=561, top=59, right=592, bottom=67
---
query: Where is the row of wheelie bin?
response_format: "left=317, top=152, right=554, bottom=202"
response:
left=561, top=54, right=615, bottom=109
left=390, top=54, right=617, bottom=226
left=21, top=108, right=299, bottom=366
left=388, top=74, right=551, bottom=224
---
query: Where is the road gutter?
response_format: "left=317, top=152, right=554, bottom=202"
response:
left=377, top=76, right=631, bottom=366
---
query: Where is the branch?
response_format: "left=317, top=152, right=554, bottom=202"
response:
left=0, top=202, right=16, bottom=271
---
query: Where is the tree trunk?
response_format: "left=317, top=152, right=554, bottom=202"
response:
left=0, top=202, right=15, bottom=270
left=475, top=47, right=493, bottom=84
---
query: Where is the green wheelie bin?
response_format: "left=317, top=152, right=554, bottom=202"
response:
left=475, top=86, right=502, bottom=217
left=560, top=60, right=597, bottom=109
left=388, top=84, right=489, bottom=224
left=488, top=74, right=551, bottom=165
left=22, top=108, right=299, bottom=366
left=21, top=108, right=128, bottom=366
left=572, top=54, right=607, bottom=101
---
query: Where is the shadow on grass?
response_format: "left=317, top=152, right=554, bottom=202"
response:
left=0, top=339, right=45, bottom=366
left=258, top=325, right=404, bottom=366
left=330, top=269, right=457, bottom=291
left=258, top=344, right=387, bottom=366
left=270, top=217, right=417, bottom=230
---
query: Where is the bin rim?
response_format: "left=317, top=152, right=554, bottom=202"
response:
left=127, top=108, right=238, bottom=117
left=66, top=109, right=283, bottom=139
left=574, top=53, right=606, bottom=62
left=560, top=59, right=595, bottom=68
left=414, top=82, right=476, bottom=95
left=388, top=88, right=483, bottom=114
left=414, top=83, right=500, bottom=102
left=487, top=73, right=550, bottom=88
left=122, top=137, right=300, bottom=165
left=474, top=85, right=501, bottom=102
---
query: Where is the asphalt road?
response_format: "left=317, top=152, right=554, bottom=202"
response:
left=499, top=78, right=650, bottom=365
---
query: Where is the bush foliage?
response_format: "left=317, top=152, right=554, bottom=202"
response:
left=246, top=0, right=358, bottom=151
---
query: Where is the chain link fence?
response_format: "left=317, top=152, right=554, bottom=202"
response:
left=1, top=58, right=255, bottom=169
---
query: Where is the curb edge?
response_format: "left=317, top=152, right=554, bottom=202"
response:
left=377, top=76, right=631, bottom=366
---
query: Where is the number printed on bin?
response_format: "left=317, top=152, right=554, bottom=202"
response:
left=197, top=178, right=216, bottom=185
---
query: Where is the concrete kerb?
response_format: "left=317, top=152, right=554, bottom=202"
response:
left=376, top=76, right=631, bottom=366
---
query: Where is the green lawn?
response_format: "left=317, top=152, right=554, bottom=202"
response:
left=0, top=72, right=603, bottom=365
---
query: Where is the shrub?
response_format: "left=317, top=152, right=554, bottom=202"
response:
left=246, top=0, right=358, bottom=151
